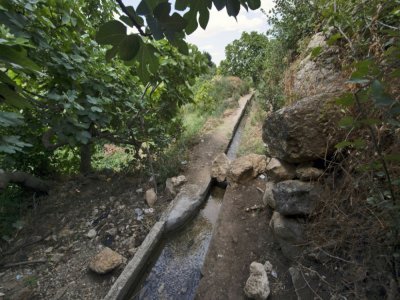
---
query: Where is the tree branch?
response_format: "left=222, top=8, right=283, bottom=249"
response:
left=115, top=0, right=152, bottom=37
left=0, top=170, right=50, bottom=192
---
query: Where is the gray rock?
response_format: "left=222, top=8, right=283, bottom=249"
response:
left=145, top=188, right=157, bottom=207
left=87, top=229, right=97, bottom=238
left=106, top=228, right=117, bottom=237
left=165, top=184, right=204, bottom=232
left=273, top=180, right=322, bottom=216
left=89, top=247, right=124, bottom=274
left=262, top=93, right=344, bottom=163
left=228, top=154, right=268, bottom=183
left=211, top=153, right=231, bottom=182
left=165, top=175, right=187, bottom=197
left=262, top=182, right=276, bottom=209
left=270, top=212, right=305, bottom=261
left=244, top=262, right=270, bottom=300
left=264, top=261, right=273, bottom=273
left=296, top=166, right=324, bottom=181
left=265, top=158, right=295, bottom=181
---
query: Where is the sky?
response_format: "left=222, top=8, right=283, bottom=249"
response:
left=187, top=2, right=275, bottom=65
left=121, top=1, right=275, bottom=65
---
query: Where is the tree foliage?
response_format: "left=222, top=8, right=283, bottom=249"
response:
left=0, top=0, right=212, bottom=175
left=219, top=31, right=269, bottom=84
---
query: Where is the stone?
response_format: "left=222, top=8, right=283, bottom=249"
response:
left=106, top=228, right=117, bottom=237
left=262, top=93, right=344, bottom=163
left=296, top=166, right=324, bottom=181
left=165, top=175, right=187, bottom=197
left=44, top=246, right=53, bottom=253
left=164, top=184, right=203, bottom=232
left=264, top=261, right=273, bottom=273
left=270, top=212, right=305, bottom=261
left=265, top=158, right=295, bottom=181
left=145, top=188, right=157, bottom=207
left=244, top=262, right=270, bottom=300
left=262, top=182, right=276, bottom=209
left=228, top=154, right=268, bottom=183
left=87, top=229, right=97, bottom=238
left=89, top=247, right=124, bottom=274
left=272, top=180, right=323, bottom=216
left=211, top=153, right=230, bottom=182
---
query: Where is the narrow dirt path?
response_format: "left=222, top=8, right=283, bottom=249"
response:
left=196, top=181, right=297, bottom=299
left=183, top=93, right=252, bottom=187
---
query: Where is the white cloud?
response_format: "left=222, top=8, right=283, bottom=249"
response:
left=187, top=1, right=275, bottom=65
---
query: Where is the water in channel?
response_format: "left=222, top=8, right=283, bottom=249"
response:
left=130, top=187, right=225, bottom=299
left=130, top=103, right=251, bottom=299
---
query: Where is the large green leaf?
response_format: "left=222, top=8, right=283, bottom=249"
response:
left=0, top=83, right=31, bottom=108
left=0, top=45, right=40, bottom=71
left=119, top=35, right=141, bottom=61
left=96, top=20, right=127, bottom=45
left=226, top=0, right=240, bottom=16
left=199, top=8, right=210, bottom=29
left=370, top=80, right=394, bottom=107
left=247, top=0, right=260, bottom=10
left=0, top=135, right=31, bottom=154
left=0, top=111, right=24, bottom=127
left=213, top=0, right=226, bottom=11
left=175, top=0, right=189, bottom=10
left=135, top=42, right=159, bottom=82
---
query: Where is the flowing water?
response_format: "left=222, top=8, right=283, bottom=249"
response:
left=129, top=103, right=251, bottom=300
left=130, top=187, right=224, bottom=299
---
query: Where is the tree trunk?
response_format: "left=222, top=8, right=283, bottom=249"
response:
left=79, top=143, right=92, bottom=174
left=0, top=170, right=49, bottom=192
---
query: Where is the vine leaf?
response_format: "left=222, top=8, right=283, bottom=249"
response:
left=96, top=20, right=127, bottom=45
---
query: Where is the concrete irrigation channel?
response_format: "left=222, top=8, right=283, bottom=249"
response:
left=104, top=93, right=253, bottom=300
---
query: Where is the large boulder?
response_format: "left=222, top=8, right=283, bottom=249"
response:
left=211, top=153, right=230, bottom=182
left=270, top=212, right=306, bottom=261
left=265, top=158, right=295, bottom=181
left=263, top=93, right=344, bottom=163
left=272, top=180, right=322, bottom=216
left=244, top=262, right=270, bottom=300
left=228, top=154, right=268, bottom=183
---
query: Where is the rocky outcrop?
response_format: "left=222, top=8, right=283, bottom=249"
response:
left=272, top=180, right=323, bottom=216
left=263, top=93, right=344, bottom=163
left=244, top=262, right=270, bottom=300
left=211, top=153, right=230, bottom=182
left=265, top=158, right=295, bottom=181
left=89, top=247, right=125, bottom=274
left=286, top=32, right=345, bottom=100
left=270, top=212, right=306, bottom=261
left=228, top=154, right=268, bottom=183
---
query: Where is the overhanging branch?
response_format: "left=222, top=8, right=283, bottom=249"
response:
left=115, top=0, right=152, bottom=37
